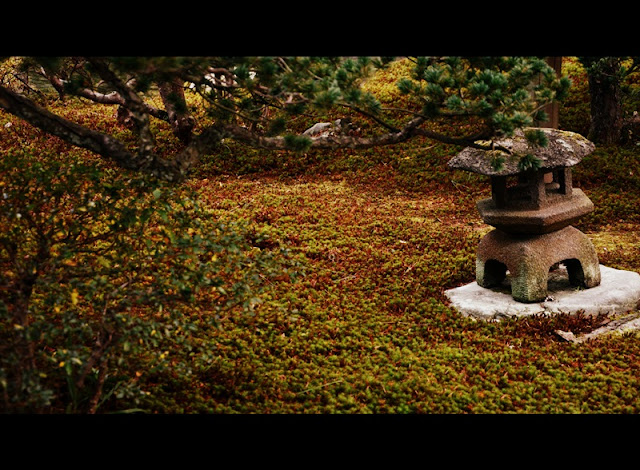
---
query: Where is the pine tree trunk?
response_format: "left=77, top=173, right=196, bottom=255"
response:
left=158, top=79, right=195, bottom=144
left=586, top=57, right=623, bottom=144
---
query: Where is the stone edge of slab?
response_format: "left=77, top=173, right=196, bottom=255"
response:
left=444, top=265, right=640, bottom=322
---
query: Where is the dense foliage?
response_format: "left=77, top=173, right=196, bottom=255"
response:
left=0, top=57, right=568, bottom=181
left=0, top=146, right=297, bottom=412
left=2, top=57, right=640, bottom=413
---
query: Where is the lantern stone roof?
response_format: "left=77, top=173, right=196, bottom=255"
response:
left=448, top=128, right=595, bottom=176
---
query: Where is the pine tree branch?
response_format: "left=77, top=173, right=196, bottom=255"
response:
left=0, top=84, right=132, bottom=163
left=222, top=115, right=427, bottom=150
left=0, top=85, right=203, bottom=181
left=339, top=103, right=400, bottom=132
left=85, top=58, right=156, bottom=158
left=40, top=67, right=169, bottom=120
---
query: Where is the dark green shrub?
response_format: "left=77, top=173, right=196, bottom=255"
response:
left=0, top=151, right=295, bottom=413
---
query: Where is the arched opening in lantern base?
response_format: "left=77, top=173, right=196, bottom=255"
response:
left=478, top=256, right=591, bottom=301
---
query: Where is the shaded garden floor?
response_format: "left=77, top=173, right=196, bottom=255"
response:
left=140, top=149, right=640, bottom=413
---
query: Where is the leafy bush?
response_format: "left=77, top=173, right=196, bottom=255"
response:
left=558, top=58, right=592, bottom=136
left=0, top=150, right=296, bottom=413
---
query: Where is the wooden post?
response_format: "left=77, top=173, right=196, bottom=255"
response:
left=536, top=57, right=562, bottom=129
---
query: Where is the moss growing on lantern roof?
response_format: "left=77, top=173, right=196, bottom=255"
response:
left=448, top=128, right=595, bottom=176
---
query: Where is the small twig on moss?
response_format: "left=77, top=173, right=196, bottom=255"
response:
left=297, top=379, right=344, bottom=395
left=334, top=274, right=357, bottom=283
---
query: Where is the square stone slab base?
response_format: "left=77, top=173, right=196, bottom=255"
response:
left=445, top=265, right=640, bottom=321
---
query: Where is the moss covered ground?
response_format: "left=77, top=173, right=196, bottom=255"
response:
left=3, top=58, right=640, bottom=413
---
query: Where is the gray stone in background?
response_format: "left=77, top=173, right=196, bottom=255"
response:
left=445, top=265, right=640, bottom=322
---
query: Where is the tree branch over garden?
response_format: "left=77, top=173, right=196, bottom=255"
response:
left=0, top=56, right=570, bottom=182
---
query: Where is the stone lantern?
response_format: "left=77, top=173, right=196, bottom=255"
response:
left=448, top=127, right=601, bottom=303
